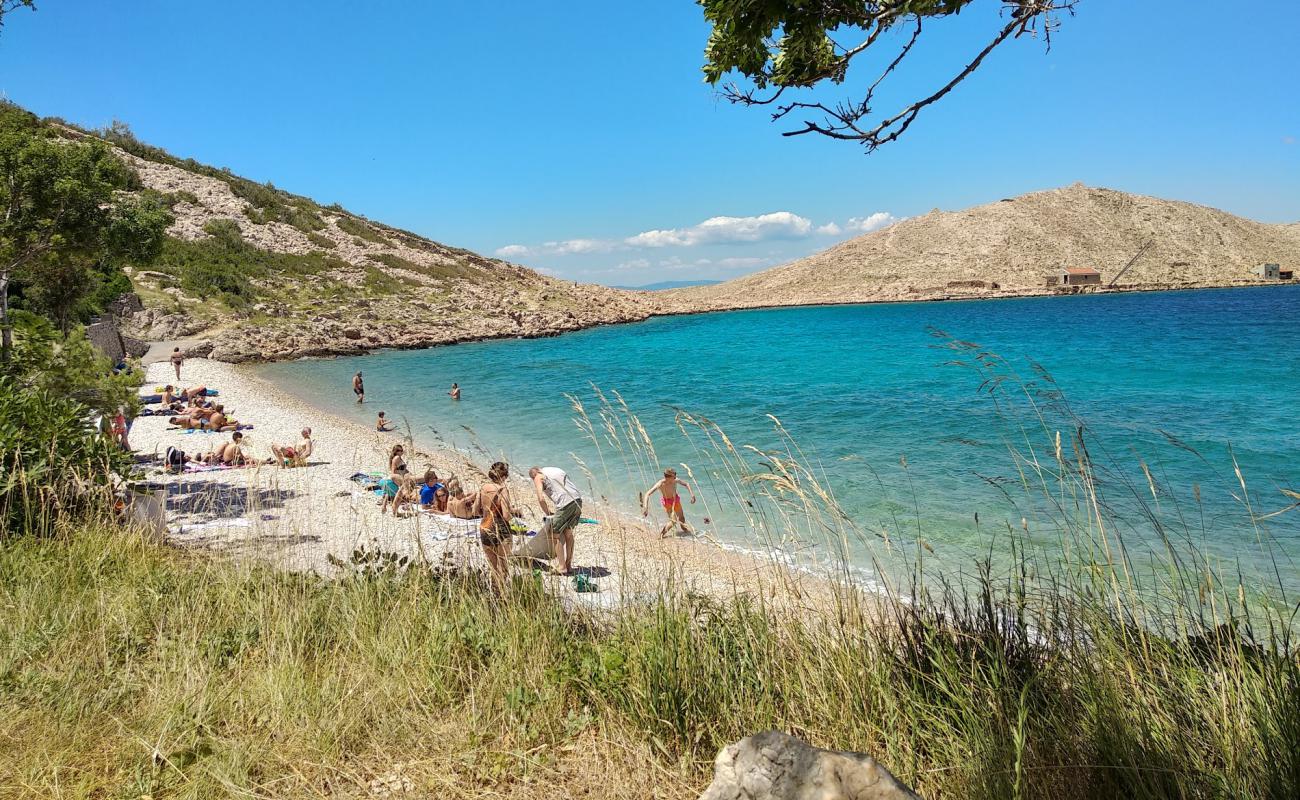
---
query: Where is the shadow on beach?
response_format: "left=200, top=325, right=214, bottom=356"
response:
left=166, top=479, right=300, bottom=524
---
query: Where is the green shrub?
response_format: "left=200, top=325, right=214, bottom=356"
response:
left=368, top=252, right=420, bottom=272
left=306, top=232, right=336, bottom=250
left=0, top=379, right=128, bottom=535
left=336, top=215, right=386, bottom=244
left=362, top=265, right=403, bottom=295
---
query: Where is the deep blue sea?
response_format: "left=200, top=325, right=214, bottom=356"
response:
left=255, top=286, right=1300, bottom=598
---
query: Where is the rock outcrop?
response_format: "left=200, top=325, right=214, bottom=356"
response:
left=699, top=732, right=922, bottom=800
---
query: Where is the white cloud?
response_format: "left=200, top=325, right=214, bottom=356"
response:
left=496, top=208, right=897, bottom=265
left=845, top=212, right=899, bottom=233
left=625, top=211, right=814, bottom=248
left=614, top=258, right=650, bottom=270
left=542, top=238, right=615, bottom=255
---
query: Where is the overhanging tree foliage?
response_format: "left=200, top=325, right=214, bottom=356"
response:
left=0, top=0, right=35, bottom=35
left=0, top=102, right=169, bottom=359
left=701, top=0, right=1076, bottom=152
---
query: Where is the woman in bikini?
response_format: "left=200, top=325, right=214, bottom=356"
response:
left=477, top=461, right=517, bottom=588
left=379, top=444, right=410, bottom=513
left=642, top=467, right=697, bottom=537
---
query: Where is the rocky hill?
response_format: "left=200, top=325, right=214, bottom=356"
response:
left=53, top=125, right=665, bottom=362
left=667, top=184, right=1300, bottom=310
left=47, top=118, right=1300, bottom=363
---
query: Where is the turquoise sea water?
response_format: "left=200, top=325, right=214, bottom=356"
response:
left=254, top=286, right=1300, bottom=597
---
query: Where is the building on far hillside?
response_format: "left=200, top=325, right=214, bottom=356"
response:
left=1058, top=267, right=1102, bottom=287
left=1255, top=263, right=1283, bottom=280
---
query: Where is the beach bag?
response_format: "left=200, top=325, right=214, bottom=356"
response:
left=165, top=446, right=186, bottom=473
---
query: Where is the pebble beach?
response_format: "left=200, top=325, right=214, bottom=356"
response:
left=129, top=358, right=832, bottom=611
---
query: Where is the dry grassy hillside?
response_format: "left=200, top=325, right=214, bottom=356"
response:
left=670, top=184, right=1300, bottom=310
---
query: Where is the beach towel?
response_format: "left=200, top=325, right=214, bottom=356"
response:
left=418, top=513, right=481, bottom=542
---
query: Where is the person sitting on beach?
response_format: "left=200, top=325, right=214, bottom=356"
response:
left=376, top=411, right=395, bottom=432
left=206, top=405, right=229, bottom=430
left=161, top=385, right=177, bottom=405
left=202, top=431, right=247, bottom=465
left=271, top=427, right=313, bottom=467
left=642, top=468, right=697, bottom=537
left=448, top=383, right=461, bottom=400
left=477, top=461, right=518, bottom=588
left=445, top=476, right=480, bottom=519
left=530, top=466, right=583, bottom=575
left=418, top=469, right=445, bottom=511
left=389, top=444, right=408, bottom=478
left=393, top=475, right=420, bottom=517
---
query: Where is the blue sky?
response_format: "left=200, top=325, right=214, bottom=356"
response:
left=2, top=1, right=1297, bottom=285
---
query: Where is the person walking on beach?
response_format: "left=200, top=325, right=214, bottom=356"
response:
left=448, top=383, right=461, bottom=400
left=530, top=466, right=582, bottom=575
left=170, top=347, right=184, bottom=381
left=478, top=461, right=517, bottom=588
left=642, top=468, right=696, bottom=537
left=353, top=371, right=365, bottom=403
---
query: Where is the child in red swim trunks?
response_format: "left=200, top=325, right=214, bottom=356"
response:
left=642, top=468, right=697, bottom=537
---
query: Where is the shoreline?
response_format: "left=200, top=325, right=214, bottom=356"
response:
left=181, top=278, right=1296, bottom=365
left=129, top=359, right=849, bottom=614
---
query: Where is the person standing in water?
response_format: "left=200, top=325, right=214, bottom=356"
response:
left=642, top=468, right=697, bottom=536
left=529, top=466, right=583, bottom=575
left=352, top=371, right=365, bottom=403
left=169, top=347, right=184, bottom=381
left=448, top=383, right=461, bottom=400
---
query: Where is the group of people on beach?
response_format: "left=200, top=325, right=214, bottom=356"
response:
left=141, top=379, right=314, bottom=470
left=353, top=370, right=704, bottom=585
left=375, top=447, right=587, bottom=585
left=143, top=356, right=702, bottom=590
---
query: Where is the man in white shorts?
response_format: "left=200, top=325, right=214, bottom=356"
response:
left=529, top=466, right=583, bottom=575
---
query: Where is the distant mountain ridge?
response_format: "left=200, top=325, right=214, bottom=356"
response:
left=669, top=184, right=1300, bottom=311
left=613, top=279, right=722, bottom=291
